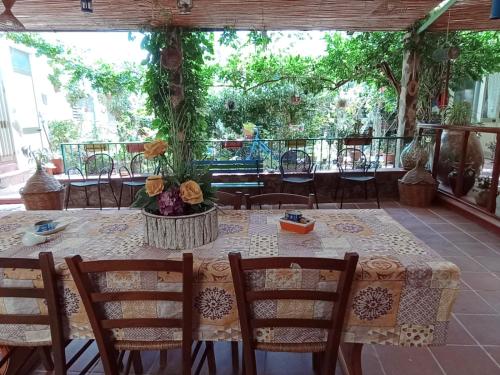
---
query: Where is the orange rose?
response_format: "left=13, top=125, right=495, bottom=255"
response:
left=144, top=140, right=167, bottom=159
left=145, top=175, right=164, bottom=197
left=179, top=180, right=204, bottom=205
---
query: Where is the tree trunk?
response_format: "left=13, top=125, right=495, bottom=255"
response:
left=396, top=33, right=421, bottom=164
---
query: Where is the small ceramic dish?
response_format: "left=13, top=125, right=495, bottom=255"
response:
left=31, top=220, right=71, bottom=236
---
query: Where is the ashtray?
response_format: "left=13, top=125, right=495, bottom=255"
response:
left=279, top=217, right=315, bottom=234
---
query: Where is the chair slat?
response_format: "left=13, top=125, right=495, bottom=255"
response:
left=246, top=193, right=314, bottom=210
left=79, top=259, right=183, bottom=273
left=0, top=287, right=46, bottom=299
left=240, top=257, right=346, bottom=271
left=0, top=258, right=41, bottom=269
left=100, top=318, right=183, bottom=329
left=246, top=290, right=338, bottom=302
left=90, top=291, right=183, bottom=303
left=251, top=318, right=331, bottom=329
left=0, top=314, right=50, bottom=325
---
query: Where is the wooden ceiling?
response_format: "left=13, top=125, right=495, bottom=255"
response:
left=430, top=0, right=499, bottom=31
left=3, top=0, right=499, bottom=32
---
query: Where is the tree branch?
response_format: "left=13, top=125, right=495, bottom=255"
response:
left=378, top=61, right=401, bottom=96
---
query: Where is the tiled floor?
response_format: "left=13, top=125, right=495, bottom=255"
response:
left=2, top=200, right=500, bottom=374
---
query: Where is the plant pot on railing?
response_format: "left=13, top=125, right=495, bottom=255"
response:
left=51, top=157, right=64, bottom=175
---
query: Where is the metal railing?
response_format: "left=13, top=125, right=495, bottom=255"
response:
left=61, top=136, right=408, bottom=174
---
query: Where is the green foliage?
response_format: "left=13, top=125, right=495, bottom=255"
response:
left=141, top=30, right=215, bottom=156
left=47, top=120, right=80, bottom=154
left=444, top=101, right=472, bottom=126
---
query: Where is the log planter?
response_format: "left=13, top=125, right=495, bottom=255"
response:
left=142, top=207, right=218, bottom=250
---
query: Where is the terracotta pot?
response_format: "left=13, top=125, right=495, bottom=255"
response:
left=437, top=130, right=483, bottom=186
left=51, top=158, right=64, bottom=175
left=448, top=166, right=476, bottom=196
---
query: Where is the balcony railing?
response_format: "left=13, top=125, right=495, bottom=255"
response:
left=60, top=136, right=408, bottom=174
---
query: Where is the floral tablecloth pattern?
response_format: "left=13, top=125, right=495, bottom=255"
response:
left=0, top=209, right=459, bottom=347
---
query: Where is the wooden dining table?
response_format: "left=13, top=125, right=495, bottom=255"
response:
left=0, top=208, right=460, bottom=374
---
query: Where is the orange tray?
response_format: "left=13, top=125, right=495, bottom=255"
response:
left=279, top=218, right=315, bottom=234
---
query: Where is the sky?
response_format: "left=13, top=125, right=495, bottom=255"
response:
left=38, top=30, right=330, bottom=67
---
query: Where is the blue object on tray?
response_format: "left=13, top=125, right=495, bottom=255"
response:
left=35, top=220, right=56, bottom=233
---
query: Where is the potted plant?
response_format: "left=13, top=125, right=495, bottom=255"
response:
left=47, top=120, right=80, bottom=174
left=437, top=101, right=484, bottom=190
left=472, top=176, right=498, bottom=207
left=132, top=104, right=217, bottom=250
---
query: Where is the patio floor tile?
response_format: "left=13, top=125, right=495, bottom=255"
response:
left=456, top=315, right=500, bottom=346
left=460, top=272, right=500, bottom=291
left=452, top=291, right=497, bottom=315
left=430, top=346, right=500, bottom=375
left=374, top=346, right=443, bottom=375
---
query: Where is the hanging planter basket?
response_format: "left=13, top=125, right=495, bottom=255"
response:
left=142, top=207, right=218, bottom=250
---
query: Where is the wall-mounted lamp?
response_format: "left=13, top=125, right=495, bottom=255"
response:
left=177, top=0, right=193, bottom=14
left=491, top=0, right=500, bottom=19
left=81, top=0, right=93, bottom=13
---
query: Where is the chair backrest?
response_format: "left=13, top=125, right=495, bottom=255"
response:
left=229, top=252, right=358, bottom=375
left=245, top=193, right=315, bottom=209
left=280, top=150, right=312, bottom=174
left=215, top=191, right=243, bottom=210
left=0, top=252, right=65, bottom=374
left=337, top=147, right=378, bottom=177
left=84, top=153, right=114, bottom=177
left=194, top=159, right=263, bottom=175
left=129, top=153, right=159, bottom=177
left=65, top=253, right=193, bottom=375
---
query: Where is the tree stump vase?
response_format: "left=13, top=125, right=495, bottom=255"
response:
left=142, top=207, right=218, bottom=250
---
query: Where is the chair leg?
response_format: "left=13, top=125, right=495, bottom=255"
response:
left=65, top=184, right=71, bottom=210
left=364, top=181, right=368, bottom=200
left=37, top=347, right=54, bottom=371
left=84, top=186, right=89, bottom=206
left=340, top=180, right=345, bottom=209
left=160, top=350, right=168, bottom=368
left=206, top=342, right=216, bottom=375
left=231, top=342, right=239, bottom=373
left=97, top=184, right=102, bottom=210
left=124, top=351, right=133, bottom=375
left=374, top=180, right=380, bottom=208
left=108, top=182, right=120, bottom=208
left=132, top=350, right=143, bottom=374
left=130, top=185, right=134, bottom=206
left=118, top=183, right=124, bottom=210
left=311, top=181, right=319, bottom=209
left=312, top=352, right=324, bottom=375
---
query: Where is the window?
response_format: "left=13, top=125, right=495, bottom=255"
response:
left=10, top=48, right=32, bottom=75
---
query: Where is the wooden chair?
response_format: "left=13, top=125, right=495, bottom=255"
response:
left=65, top=253, right=215, bottom=375
left=335, top=147, right=380, bottom=209
left=279, top=150, right=319, bottom=208
left=229, top=252, right=359, bottom=375
left=0, top=252, right=95, bottom=374
left=215, top=191, right=243, bottom=210
left=245, top=193, right=315, bottom=210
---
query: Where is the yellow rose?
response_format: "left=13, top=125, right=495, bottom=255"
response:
left=145, top=175, right=164, bottom=197
left=179, top=180, right=204, bottom=205
left=144, top=140, right=167, bottom=159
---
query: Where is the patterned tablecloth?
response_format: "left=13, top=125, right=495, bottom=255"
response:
left=0, top=209, right=460, bottom=347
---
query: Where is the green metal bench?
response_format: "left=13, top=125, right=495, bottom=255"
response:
left=194, top=160, right=264, bottom=191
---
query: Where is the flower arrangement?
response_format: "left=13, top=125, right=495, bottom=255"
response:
left=132, top=138, right=214, bottom=216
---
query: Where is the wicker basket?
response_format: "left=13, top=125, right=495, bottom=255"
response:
left=20, top=166, right=66, bottom=210
left=398, top=180, right=438, bottom=207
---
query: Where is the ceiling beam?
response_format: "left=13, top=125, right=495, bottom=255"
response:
left=417, top=0, right=459, bottom=34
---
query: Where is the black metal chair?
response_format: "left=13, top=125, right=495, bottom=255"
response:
left=335, top=147, right=380, bottom=209
left=65, top=153, right=119, bottom=210
left=118, top=153, right=158, bottom=209
left=279, top=149, right=319, bottom=208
